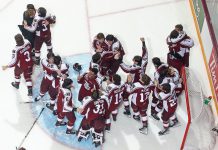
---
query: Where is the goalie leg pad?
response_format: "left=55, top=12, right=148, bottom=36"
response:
left=92, top=128, right=103, bottom=145
left=77, top=128, right=91, bottom=140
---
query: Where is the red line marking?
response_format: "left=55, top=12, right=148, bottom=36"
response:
left=180, top=66, right=192, bottom=150
left=89, top=0, right=184, bottom=19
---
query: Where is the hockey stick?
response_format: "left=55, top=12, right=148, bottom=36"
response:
left=16, top=107, right=45, bottom=150
left=19, top=101, right=37, bottom=104
left=19, top=100, right=50, bottom=104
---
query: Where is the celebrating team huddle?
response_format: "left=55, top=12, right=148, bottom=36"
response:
left=2, top=4, right=194, bottom=148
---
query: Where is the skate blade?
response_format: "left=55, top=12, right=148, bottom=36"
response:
left=158, top=130, right=169, bottom=136
left=211, top=130, right=218, bottom=136
left=149, top=115, right=160, bottom=121
left=140, top=129, right=148, bottom=135
left=123, top=113, right=131, bottom=118
left=170, top=123, right=181, bottom=128
left=105, top=130, right=110, bottom=133
left=66, top=131, right=76, bottom=135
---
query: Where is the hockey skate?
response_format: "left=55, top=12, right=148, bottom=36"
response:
left=55, top=121, right=67, bottom=126
left=46, top=103, right=54, bottom=111
left=105, top=126, right=110, bottom=133
left=53, top=110, right=57, bottom=115
left=158, top=127, right=169, bottom=136
left=123, top=109, right=131, bottom=118
left=112, top=115, right=117, bottom=121
left=212, top=128, right=218, bottom=136
left=169, top=119, right=180, bottom=128
left=133, top=115, right=140, bottom=121
left=11, top=82, right=19, bottom=89
left=139, top=126, right=148, bottom=135
left=34, top=58, right=40, bottom=66
left=94, top=141, right=101, bottom=148
left=66, top=129, right=76, bottom=134
left=78, top=131, right=90, bottom=142
left=150, top=113, right=160, bottom=121
left=27, top=88, right=33, bottom=96
left=92, top=131, right=103, bottom=148
left=34, top=96, right=41, bottom=102
left=78, top=137, right=83, bottom=142
left=31, top=48, right=35, bottom=57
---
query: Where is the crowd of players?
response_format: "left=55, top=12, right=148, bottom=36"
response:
left=1, top=4, right=195, bottom=148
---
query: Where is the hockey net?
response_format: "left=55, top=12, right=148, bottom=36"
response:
left=180, top=66, right=216, bottom=150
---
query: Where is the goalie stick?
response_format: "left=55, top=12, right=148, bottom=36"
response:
left=16, top=107, right=45, bottom=150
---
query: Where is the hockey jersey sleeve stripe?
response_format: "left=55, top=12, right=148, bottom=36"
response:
left=8, top=49, right=19, bottom=68
left=41, top=59, right=58, bottom=71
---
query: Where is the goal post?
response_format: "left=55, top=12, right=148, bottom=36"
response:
left=180, top=66, right=192, bottom=150
left=180, top=66, right=216, bottom=150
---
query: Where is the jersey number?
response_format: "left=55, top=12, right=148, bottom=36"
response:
left=140, top=92, right=149, bottom=103
left=115, top=92, right=123, bottom=104
left=42, top=21, right=48, bottom=31
left=93, top=103, right=104, bottom=114
left=24, top=51, right=31, bottom=62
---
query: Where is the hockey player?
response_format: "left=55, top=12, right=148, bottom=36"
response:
left=166, top=28, right=194, bottom=73
left=92, top=34, right=122, bottom=79
left=151, top=66, right=183, bottom=120
left=126, top=74, right=154, bottom=134
left=24, top=7, right=56, bottom=65
left=119, top=37, right=148, bottom=116
left=23, top=4, right=36, bottom=26
left=152, top=57, right=169, bottom=82
left=34, top=52, right=60, bottom=108
left=164, top=66, right=183, bottom=97
left=105, top=34, right=125, bottom=76
left=92, top=32, right=108, bottom=53
left=150, top=57, right=168, bottom=119
left=77, top=90, right=109, bottom=147
left=120, top=37, right=148, bottom=82
left=100, top=51, right=115, bottom=78
left=105, top=74, right=125, bottom=132
left=53, top=55, right=69, bottom=81
left=2, top=34, right=33, bottom=96
left=105, top=34, right=125, bottom=56
left=56, top=78, right=76, bottom=134
left=49, top=55, right=69, bottom=115
left=174, top=24, right=194, bottom=68
left=157, top=83, right=178, bottom=135
left=77, top=68, right=100, bottom=103
left=18, top=4, right=36, bottom=48
left=89, top=53, right=107, bottom=84
left=90, top=53, right=101, bottom=71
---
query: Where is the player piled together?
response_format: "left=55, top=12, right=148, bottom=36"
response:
left=1, top=4, right=194, bottom=148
